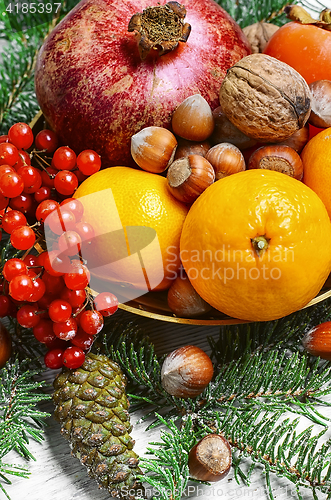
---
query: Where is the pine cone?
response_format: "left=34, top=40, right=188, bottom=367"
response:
left=53, top=353, right=144, bottom=499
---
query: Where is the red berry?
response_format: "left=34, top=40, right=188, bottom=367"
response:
left=54, top=170, right=78, bottom=196
left=17, top=304, right=40, bottom=328
left=60, top=288, right=86, bottom=308
left=0, top=165, right=15, bottom=176
left=9, top=193, right=34, bottom=215
left=16, top=150, right=31, bottom=168
left=58, top=230, right=82, bottom=256
left=49, top=299, right=72, bottom=323
left=60, top=198, right=84, bottom=221
left=1, top=210, right=27, bottom=234
left=23, top=254, right=38, bottom=267
left=76, top=150, right=101, bottom=176
left=2, top=258, right=27, bottom=281
left=80, top=310, right=104, bottom=335
left=41, top=272, right=65, bottom=295
left=40, top=166, right=57, bottom=188
left=0, top=171, right=24, bottom=198
left=0, top=135, right=8, bottom=144
left=8, top=123, right=34, bottom=150
left=75, top=222, right=95, bottom=243
left=17, top=165, right=42, bottom=194
left=62, top=346, right=85, bottom=369
left=33, top=319, right=57, bottom=344
left=34, top=186, right=52, bottom=204
left=70, top=327, right=94, bottom=350
left=52, top=146, right=77, bottom=171
left=0, top=295, right=11, bottom=317
left=35, top=129, right=59, bottom=154
left=9, top=274, right=34, bottom=301
left=35, top=199, right=59, bottom=223
left=42, top=250, right=71, bottom=276
left=94, top=292, right=119, bottom=317
left=0, top=194, right=9, bottom=210
left=53, top=317, right=77, bottom=340
left=10, top=225, right=35, bottom=250
left=29, top=277, right=46, bottom=302
left=45, top=207, right=76, bottom=234
left=44, top=348, right=64, bottom=369
left=64, top=260, right=90, bottom=290
left=0, top=143, right=19, bottom=166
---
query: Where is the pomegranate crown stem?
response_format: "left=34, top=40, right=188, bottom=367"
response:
left=128, top=1, right=191, bottom=60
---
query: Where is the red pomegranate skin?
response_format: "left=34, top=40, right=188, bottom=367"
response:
left=34, top=0, right=251, bottom=167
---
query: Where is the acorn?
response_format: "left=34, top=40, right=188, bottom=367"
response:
left=161, top=345, right=213, bottom=398
left=302, top=321, right=331, bottom=360
left=188, top=434, right=232, bottom=482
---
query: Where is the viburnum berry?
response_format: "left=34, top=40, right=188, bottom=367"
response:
left=42, top=250, right=71, bottom=276
left=17, top=304, right=40, bottom=328
left=17, top=165, right=42, bottom=194
left=60, top=287, right=86, bottom=308
left=0, top=142, right=19, bottom=166
left=2, top=258, right=27, bottom=281
left=10, top=225, right=35, bottom=250
left=0, top=171, right=24, bottom=198
left=34, top=186, right=52, bottom=204
left=60, top=198, right=84, bottom=221
left=45, top=207, right=76, bottom=234
left=9, top=193, right=34, bottom=215
left=49, top=299, right=72, bottom=323
left=40, top=166, right=57, bottom=188
left=33, top=319, right=57, bottom=344
left=75, top=221, right=95, bottom=243
left=70, top=327, right=94, bottom=350
left=54, top=170, right=79, bottom=196
left=76, top=149, right=101, bottom=176
left=64, top=260, right=90, bottom=290
left=35, top=199, right=59, bottom=223
left=41, top=271, right=65, bottom=295
left=0, top=295, right=11, bottom=317
left=9, top=274, right=34, bottom=301
left=29, top=277, right=46, bottom=302
left=93, top=292, right=119, bottom=316
left=62, top=345, right=85, bottom=369
left=44, top=348, right=64, bottom=369
left=35, top=129, right=59, bottom=154
left=0, top=135, right=8, bottom=144
left=0, top=194, right=8, bottom=210
left=58, top=230, right=82, bottom=256
left=1, top=210, right=27, bottom=234
left=16, top=150, right=31, bottom=168
left=52, top=146, right=76, bottom=171
left=53, top=317, right=77, bottom=340
left=79, top=309, right=104, bottom=335
left=0, top=165, right=14, bottom=176
left=23, top=253, right=38, bottom=267
left=8, top=122, right=34, bottom=150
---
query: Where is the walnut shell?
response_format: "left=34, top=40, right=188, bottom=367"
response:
left=242, top=22, right=279, bottom=54
left=219, top=54, right=311, bottom=142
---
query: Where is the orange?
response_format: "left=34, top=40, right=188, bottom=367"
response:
left=180, top=169, right=331, bottom=321
left=74, top=167, right=188, bottom=294
left=302, top=128, right=331, bottom=218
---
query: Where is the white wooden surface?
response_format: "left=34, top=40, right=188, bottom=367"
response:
left=4, top=309, right=331, bottom=500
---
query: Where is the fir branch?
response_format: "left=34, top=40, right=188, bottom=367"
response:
left=0, top=360, right=51, bottom=497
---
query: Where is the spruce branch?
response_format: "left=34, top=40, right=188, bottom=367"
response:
left=0, top=360, right=51, bottom=497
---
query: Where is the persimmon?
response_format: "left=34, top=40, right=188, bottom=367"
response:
left=264, top=22, right=331, bottom=84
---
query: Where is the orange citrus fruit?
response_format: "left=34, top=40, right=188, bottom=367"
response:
left=302, top=128, right=331, bottom=218
left=74, top=167, right=188, bottom=294
left=180, top=169, right=331, bottom=321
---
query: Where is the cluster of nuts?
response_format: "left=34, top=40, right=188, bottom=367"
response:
left=130, top=52, right=331, bottom=319
left=160, top=344, right=232, bottom=481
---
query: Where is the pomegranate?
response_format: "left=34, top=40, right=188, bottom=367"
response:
left=34, top=0, right=250, bottom=167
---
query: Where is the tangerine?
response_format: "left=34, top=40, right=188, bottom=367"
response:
left=180, top=169, right=331, bottom=321
left=302, top=128, right=331, bottom=218
left=74, top=167, right=188, bottom=295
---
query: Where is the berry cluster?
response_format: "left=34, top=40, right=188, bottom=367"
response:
left=0, top=122, right=118, bottom=370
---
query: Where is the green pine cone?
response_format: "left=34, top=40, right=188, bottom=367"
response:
left=53, top=353, right=144, bottom=499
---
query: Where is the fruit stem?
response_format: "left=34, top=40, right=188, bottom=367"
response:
left=251, top=235, right=269, bottom=256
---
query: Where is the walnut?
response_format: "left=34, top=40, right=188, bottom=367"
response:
left=242, top=22, right=279, bottom=53
left=219, top=54, right=311, bottom=142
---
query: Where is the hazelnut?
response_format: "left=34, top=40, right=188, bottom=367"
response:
left=161, top=345, right=214, bottom=398
left=167, top=155, right=215, bottom=204
left=131, top=126, right=177, bottom=173
left=205, top=143, right=246, bottom=180
left=308, top=80, right=331, bottom=128
left=167, top=271, right=212, bottom=318
left=219, top=54, right=311, bottom=142
left=248, top=145, right=303, bottom=180
left=275, top=125, right=309, bottom=153
left=188, top=434, right=232, bottom=482
left=302, top=321, right=331, bottom=360
left=210, top=106, right=257, bottom=150
left=0, top=321, right=12, bottom=369
left=172, top=94, right=215, bottom=141
left=174, top=138, right=211, bottom=160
